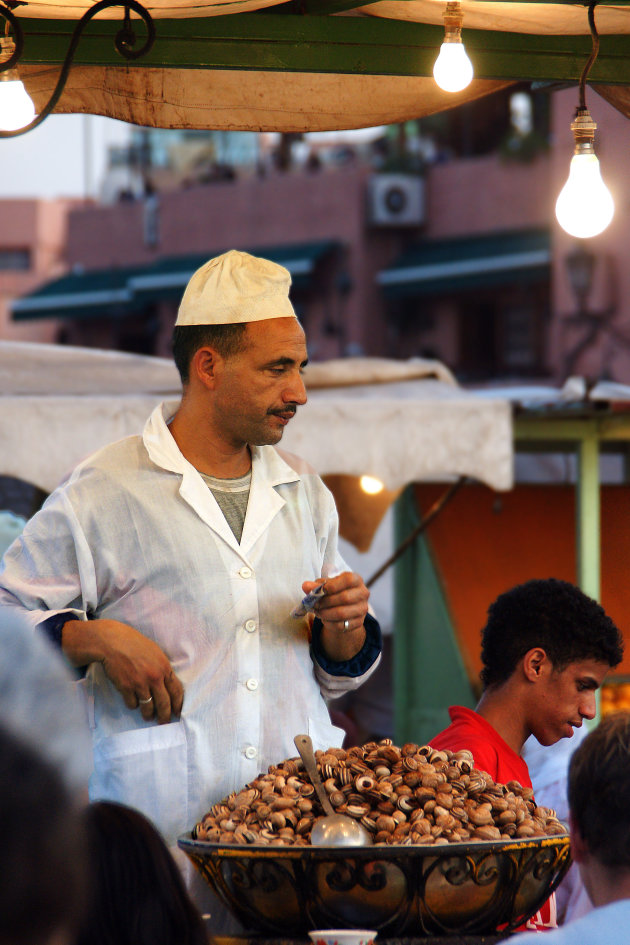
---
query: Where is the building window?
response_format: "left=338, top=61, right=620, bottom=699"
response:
left=502, top=300, right=539, bottom=370
left=0, top=249, right=31, bottom=271
left=458, top=283, right=549, bottom=379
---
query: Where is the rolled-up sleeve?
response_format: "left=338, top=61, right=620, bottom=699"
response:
left=310, top=612, right=382, bottom=700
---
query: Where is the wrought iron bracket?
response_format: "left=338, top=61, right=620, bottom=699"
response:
left=0, top=0, right=155, bottom=137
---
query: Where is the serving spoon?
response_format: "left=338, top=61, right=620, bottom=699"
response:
left=294, top=734, right=372, bottom=847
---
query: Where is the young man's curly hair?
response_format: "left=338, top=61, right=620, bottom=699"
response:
left=568, top=711, right=630, bottom=870
left=480, top=577, right=623, bottom=689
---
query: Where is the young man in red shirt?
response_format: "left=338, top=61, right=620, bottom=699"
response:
left=430, top=577, right=623, bottom=931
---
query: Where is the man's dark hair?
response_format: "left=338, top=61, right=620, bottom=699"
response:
left=0, top=724, right=87, bottom=945
left=480, top=577, right=623, bottom=689
left=172, top=323, right=248, bottom=384
left=568, top=711, right=630, bottom=869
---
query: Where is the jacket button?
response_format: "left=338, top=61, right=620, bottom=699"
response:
left=245, top=619, right=256, bottom=632
left=244, top=746, right=257, bottom=759
left=246, top=678, right=258, bottom=691
left=239, top=566, right=252, bottom=579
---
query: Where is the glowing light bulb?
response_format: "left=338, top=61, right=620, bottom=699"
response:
left=433, top=41, right=474, bottom=93
left=433, top=1, right=473, bottom=93
left=0, top=75, right=36, bottom=131
left=555, top=107, right=614, bottom=240
left=0, top=36, right=36, bottom=133
left=556, top=153, right=614, bottom=239
left=360, top=475, right=385, bottom=495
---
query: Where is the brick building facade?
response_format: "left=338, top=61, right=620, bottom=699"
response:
left=7, top=85, right=630, bottom=385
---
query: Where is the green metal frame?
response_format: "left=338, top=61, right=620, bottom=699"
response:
left=17, top=12, right=630, bottom=84
left=513, top=412, right=630, bottom=599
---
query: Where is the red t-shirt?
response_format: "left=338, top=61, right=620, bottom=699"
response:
left=431, top=705, right=532, bottom=787
left=430, top=706, right=557, bottom=933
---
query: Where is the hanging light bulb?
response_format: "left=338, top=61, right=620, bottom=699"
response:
left=433, top=1, right=474, bottom=94
left=555, top=108, right=614, bottom=239
left=555, top=0, right=614, bottom=239
left=0, top=36, right=35, bottom=132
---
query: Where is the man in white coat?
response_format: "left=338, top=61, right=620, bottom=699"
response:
left=0, top=251, right=381, bottom=867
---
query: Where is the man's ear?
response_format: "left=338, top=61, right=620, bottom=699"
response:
left=191, top=346, right=222, bottom=390
left=522, top=647, right=550, bottom=683
left=569, top=813, right=588, bottom=863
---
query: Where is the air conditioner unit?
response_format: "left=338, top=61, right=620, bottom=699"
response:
left=367, top=174, right=425, bottom=227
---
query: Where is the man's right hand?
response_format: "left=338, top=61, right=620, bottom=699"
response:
left=61, top=618, right=184, bottom=724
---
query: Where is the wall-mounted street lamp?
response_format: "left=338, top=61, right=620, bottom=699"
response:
left=0, top=0, right=155, bottom=137
left=565, top=245, right=597, bottom=316
left=562, top=245, right=625, bottom=378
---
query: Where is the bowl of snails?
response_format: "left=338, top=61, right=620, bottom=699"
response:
left=178, top=739, right=570, bottom=936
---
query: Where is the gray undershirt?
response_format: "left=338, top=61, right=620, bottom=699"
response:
left=200, top=470, right=251, bottom=543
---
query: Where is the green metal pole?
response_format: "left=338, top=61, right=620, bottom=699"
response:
left=576, top=429, right=601, bottom=725
left=576, top=431, right=600, bottom=602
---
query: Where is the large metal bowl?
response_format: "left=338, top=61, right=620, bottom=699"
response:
left=178, top=833, right=571, bottom=936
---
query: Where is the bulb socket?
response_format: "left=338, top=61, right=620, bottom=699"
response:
left=443, top=1, right=463, bottom=42
left=0, top=36, right=18, bottom=80
left=571, top=106, right=597, bottom=156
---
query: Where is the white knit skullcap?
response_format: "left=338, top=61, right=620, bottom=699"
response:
left=176, top=249, right=296, bottom=326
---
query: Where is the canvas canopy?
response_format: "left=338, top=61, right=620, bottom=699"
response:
left=0, top=342, right=513, bottom=503
left=14, top=0, right=630, bottom=27
left=13, top=0, right=630, bottom=133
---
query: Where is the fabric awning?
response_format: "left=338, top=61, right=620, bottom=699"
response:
left=11, top=240, right=341, bottom=321
left=14, top=0, right=630, bottom=130
left=128, top=240, right=341, bottom=302
left=14, top=0, right=630, bottom=29
left=11, top=266, right=148, bottom=321
left=377, top=228, right=551, bottom=298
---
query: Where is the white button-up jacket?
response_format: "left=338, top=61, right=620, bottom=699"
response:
left=0, top=403, right=380, bottom=844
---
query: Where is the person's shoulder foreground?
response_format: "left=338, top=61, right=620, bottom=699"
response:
left=509, top=898, right=630, bottom=945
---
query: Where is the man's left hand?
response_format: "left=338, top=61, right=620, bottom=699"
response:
left=302, top=572, right=369, bottom=661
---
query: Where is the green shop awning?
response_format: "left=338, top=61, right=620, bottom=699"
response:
left=11, top=266, right=149, bottom=321
left=12, top=240, right=341, bottom=322
left=377, top=229, right=551, bottom=299
left=128, top=240, right=340, bottom=302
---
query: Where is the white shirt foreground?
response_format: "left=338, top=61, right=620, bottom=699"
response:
left=0, top=402, right=380, bottom=846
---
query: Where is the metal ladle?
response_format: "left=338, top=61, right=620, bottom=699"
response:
left=294, top=734, right=372, bottom=847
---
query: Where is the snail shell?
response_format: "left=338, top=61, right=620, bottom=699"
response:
left=355, top=775, right=376, bottom=794
left=474, top=824, right=501, bottom=841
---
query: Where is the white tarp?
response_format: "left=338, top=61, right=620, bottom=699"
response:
left=0, top=341, right=514, bottom=494
left=0, top=340, right=182, bottom=395
left=23, top=66, right=511, bottom=134
left=283, top=367, right=513, bottom=491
